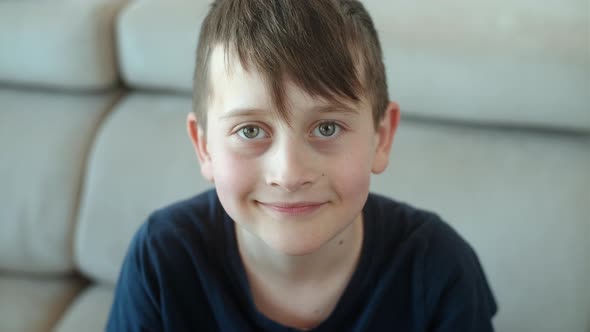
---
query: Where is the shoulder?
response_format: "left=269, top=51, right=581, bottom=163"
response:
left=365, top=193, right=444, bottom=251
left=129, top=188, right=226, bottom=265
left=366, top=192, right=474, bottom=256
left=147, top=188, right=221, bottom=232
left=368, top=193, right=488, bottom=282
left=142, top=188, right=222, bottom=241
left=365, top=193, right=497, bottom=323
left=108, top=189, right=225, bottom=330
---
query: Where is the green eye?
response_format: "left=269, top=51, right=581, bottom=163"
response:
left=239, top=126, right=262, bottom=139
left=316, top=122, right=337, bottom=137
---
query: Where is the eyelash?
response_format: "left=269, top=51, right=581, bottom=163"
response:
left=234, top=121, right=345, bottom=141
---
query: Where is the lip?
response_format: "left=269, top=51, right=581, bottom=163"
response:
left=257, top=201, right=326, bottom=217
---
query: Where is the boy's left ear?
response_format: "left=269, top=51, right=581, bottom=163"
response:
left=371, top=101, right=400, bottom=174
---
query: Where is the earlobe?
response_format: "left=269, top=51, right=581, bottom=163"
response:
left=186, top=112, right=214, bottom=182
left=371, top=101, right=400, bottom=174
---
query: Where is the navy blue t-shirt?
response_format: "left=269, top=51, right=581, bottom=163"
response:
left=107, top=189, right=497, bottom=331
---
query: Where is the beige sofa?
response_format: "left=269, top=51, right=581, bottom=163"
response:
left=1, top=1, right=588, bottom=331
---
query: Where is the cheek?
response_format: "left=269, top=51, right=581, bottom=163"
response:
left=333, top=161, right=371, bottom=198
left=210, top=147, right=260, bottom=201
left=328, top=142, right=374, bottom=199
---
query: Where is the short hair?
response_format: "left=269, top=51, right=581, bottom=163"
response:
left=192, top=0, right=389, bottom=130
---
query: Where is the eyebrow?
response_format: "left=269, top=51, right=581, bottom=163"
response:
left=219, top=104, right=359, bottom=120
left=311, top=104, right=360, bottom=116
left=219, top=108, right=267, bottom=120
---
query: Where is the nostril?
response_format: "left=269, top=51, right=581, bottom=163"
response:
left=267, top=176, right=312, bottom=192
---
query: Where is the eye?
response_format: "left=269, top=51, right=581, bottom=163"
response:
left=237, top=125, right=268, bottom=140
left=312, top=121, right=341, bottom=137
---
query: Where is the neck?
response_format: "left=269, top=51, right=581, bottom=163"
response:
left=235, top=214, right=364, bottom=284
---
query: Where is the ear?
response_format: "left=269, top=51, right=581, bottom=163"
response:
left=186, top=112, right=214, bottom=182
left=371, top=101, right=400, bottom=174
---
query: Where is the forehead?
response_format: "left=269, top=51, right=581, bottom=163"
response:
left=208, top=45, right=271, bottom=112
left=207, top=45, right=367, bottom=119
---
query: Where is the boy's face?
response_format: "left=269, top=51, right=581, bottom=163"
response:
left=188, top=46, right=399, bottom=256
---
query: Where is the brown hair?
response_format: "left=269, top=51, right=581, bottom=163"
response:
left=192, top=0, right=389, bottom=130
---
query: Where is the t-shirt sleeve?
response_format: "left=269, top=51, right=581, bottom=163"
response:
left=106, top=221, right=163, bottom=332
left=423, top=220, right=498, bottom=332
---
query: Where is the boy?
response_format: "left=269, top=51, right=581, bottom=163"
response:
left=107, top=0, right=497, bottom=331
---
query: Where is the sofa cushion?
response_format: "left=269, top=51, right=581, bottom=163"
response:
left=116, top=0, right=209, bottom=93
left=75, top=93, right=211, bottom=285
left=0, top=0, right=126, bottom=90
left=372, top=119, right=590, bottom=332
left=0, top=88, right=120, bottom=275
left=364, top=0, right=589, bottom=132
left=115, top=0, right=589, bottom=131
left=0, top=275, right=86, bottom=332
left=52, top=284, right=114, bottom=332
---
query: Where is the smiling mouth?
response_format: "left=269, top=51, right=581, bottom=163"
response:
left=257, top=201, right=326, bottom=217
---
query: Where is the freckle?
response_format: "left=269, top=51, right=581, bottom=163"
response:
left=338, top=240, right=344, bottom=245
left=322, top=173, right=325, bottom=176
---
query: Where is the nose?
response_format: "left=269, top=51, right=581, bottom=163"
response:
left=265, top=137, right=319, bottom=192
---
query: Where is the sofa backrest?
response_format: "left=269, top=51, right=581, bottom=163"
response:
left=0, top=0, right=126, bottom=91
left=0, top=89, right=120, bottom=275
left=74, top=93, right=211, bottom=284
left=0, top=0, right=124, bottom=275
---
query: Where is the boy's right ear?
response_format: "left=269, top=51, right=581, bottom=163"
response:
left=186, top=112, right=214, bottom=182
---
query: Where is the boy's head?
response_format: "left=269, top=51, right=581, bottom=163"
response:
left=192, top=0, right=390, bottom=130
left=187, top=0, right=399, bottom=256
